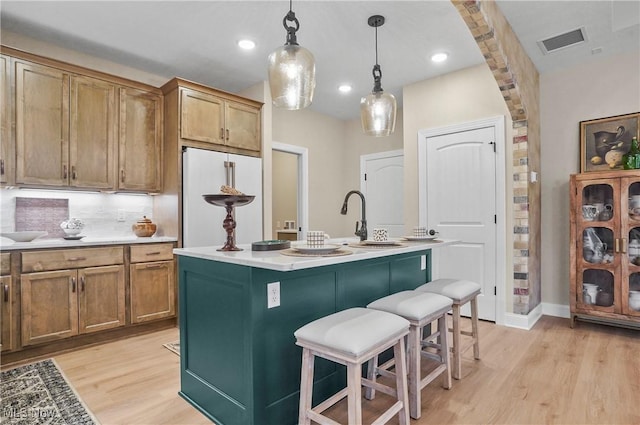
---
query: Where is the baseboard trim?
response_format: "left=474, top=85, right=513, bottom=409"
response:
left=504, top=304, right=543, bottom=330
left=542, top=302, right=571, bottom=318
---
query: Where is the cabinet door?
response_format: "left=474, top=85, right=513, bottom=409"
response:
left=78, top=265, right=125, bottom=334
left=180, top=88, right=224, bottom=146
left=130, top=260, right=175, bottom=323
left=69, top=75, right=116, bottom=189
left=0, top=55, right=11, bottom=185
left=119, top=87, right=163, bottom=192
left=226, top=101, right=261, bottom=152
left=21, top=270, right=78, bottom=346
left=0, top=276, right=13, bottom=351
left=15, top=61, right=70, bottom=186
left=573, top=178, right=619, bottom=314
left=621, top=177, right=640, bottom=317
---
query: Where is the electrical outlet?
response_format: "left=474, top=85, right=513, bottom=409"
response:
left=267, top=282, right=280, bottom=308
left=421, top=255, right=426, bottom=271
left=117, top=209, right=126, bottom=222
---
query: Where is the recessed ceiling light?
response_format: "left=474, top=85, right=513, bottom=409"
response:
left=238, top=39, right=256, bottom=50
left=431, top=52, right=448, bottom=63
left=338, top=84, right=352, bottom=93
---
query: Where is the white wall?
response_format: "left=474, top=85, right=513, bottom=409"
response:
left=541, top=50, right=640, bottom=307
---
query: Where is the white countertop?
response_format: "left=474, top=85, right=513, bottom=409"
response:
left=0, top=235, right=177, bottom=251
left=174, top=237, right=457, bottom=271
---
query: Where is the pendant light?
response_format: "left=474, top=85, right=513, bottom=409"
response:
left=267, top=0, right=316, bottom=110
left=360, top=15, right=396, bottom=137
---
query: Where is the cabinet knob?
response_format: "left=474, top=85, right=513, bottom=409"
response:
left=63, top=165, right=68, bottom=179
left=80, top=276, right=85, bottom=292
left=71, top=276, right=76, bottom=293
left=3, top=284, right=8, bottom=302
left=220, top=128, right=224, bottom=139
left=226, top=128, right=230, bottom=141
left=71, top=165, right=77, bottom=180
left=0, top=159, right=4, bottom=175
left=120, top=169, right=126, bottom=183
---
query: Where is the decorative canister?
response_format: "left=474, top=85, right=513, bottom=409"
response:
left=132, top=216, right=157, bottom=237
left=60, top=218, right=85, bottom=236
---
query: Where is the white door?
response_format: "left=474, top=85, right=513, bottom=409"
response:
left=425, top=127, right=497, bottom=321
left=361, top=150, right=404, bottom=238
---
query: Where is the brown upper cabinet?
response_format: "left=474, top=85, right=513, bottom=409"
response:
left=15, top=60, right=117, bottom=189
left=0, top=55, right=12, bottom=185
left=2, top=46, right=164, bottom=193
left=118, top=87, right=163, bottom=192
left=162, top=78, right=262, bottom=156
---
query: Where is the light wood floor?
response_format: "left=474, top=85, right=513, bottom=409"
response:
left=7, top=315, right=640, bottom=424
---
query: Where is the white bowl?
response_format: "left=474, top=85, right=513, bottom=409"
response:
left=0, top=231, right=48, bottom=242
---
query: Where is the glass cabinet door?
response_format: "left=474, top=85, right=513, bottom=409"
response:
left=576, top=180, right=619, bottom=312
left=621, top=178, right=640, bottom=316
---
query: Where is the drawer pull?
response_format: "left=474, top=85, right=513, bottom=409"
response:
left=3, top=284, right=8, bottom=302
left=63, top=164, right=68, bottom=179
left=68, top=257, right=86, bottom=261
left=145, top=264, right=165, bottom=269
left=71, top=277, right=76, bottom=293
left=121, top=169, right=126, bottom=182
left=0, top=159, right=4, bottom=175
left=71, top=165, right=77, bottom=180
left=81, top=276, right=85, bottom=292
left=145, top=251, right=161, bottom=256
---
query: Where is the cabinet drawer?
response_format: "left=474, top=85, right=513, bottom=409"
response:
left=0, top=253, right=9, bottom=275
left=22, top=246, right=124, bottom=272
left=130, top=243, right=174, bottom=263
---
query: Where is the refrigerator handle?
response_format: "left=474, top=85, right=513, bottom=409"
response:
left=224, top=161, right=236, bottom=187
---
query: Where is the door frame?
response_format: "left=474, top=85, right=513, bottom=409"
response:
left=272, top=142, right=309, bottom=239
left=417, top=115, right=506, bottom=326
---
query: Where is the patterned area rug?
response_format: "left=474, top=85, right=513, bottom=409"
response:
left=163, top=341, right=180, bottom=356
left=0, top=358, right=99, bottom=424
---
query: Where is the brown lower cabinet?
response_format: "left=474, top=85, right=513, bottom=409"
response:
left=2, top=242, right=176, bottom=360
left=129, top=243, right=175, bottom=324
left=1, top=252, right=14, bottom=352
left=21, top=265, right=125, bottom=346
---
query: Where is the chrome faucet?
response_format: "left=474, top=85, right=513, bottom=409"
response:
left=340, top=190, right=367, bottom=241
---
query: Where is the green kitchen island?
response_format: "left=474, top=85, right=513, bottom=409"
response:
left=174, top=238, right=456, bottom=425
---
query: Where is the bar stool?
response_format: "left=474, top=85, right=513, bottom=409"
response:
left=294, top=307, right=411, bottom=425
left=415, top=278, right=481, bottom=380
left=366, top=291, right=453, bottom=419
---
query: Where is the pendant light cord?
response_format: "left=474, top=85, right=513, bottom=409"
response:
left=375, top=25, right=379, bottom=66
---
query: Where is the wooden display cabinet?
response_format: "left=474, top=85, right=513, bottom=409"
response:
left=0, top=54, right=12, bottom=186
left=570, top=171, right=640, bottom=328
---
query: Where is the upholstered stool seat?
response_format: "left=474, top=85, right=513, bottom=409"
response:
left=295, top=307, right=411, bottom=425
left=415, top=278, right=481, bottom=380
left=366, top=291, right=453, bottom=419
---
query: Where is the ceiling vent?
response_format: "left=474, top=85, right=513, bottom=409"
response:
left=537, top=27, right=588, bottom=55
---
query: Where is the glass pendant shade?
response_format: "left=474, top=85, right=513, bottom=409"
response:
left=268, top=44, right=316, bottom=110
left=360, top=15, right=396, bottom=137
left=360, top=91, right=396, bottom=137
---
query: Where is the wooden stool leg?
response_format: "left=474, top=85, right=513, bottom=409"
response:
left=439, top=315, right=452, bottom=389
left=407, top=325, right=421, bottom=419
left=346, top=361, right=363, bottom=425
left=471, top=296, right=480, bottom=360
left=364, top=355, right=377, bottom=400
left=298, top=348, right=314, bottom=425
left=452, top=304, right=462, bottom=380
left=393, top=338, right=411, bottom=425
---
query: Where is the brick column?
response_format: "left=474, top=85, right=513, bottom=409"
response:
left=453, top=0, right=541, bottom=315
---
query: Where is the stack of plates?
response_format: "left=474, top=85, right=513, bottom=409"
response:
left=402, top=235, right=439, bottom=241
left=291, top=243, right=342, bottom=255
left=360, top=239, right=402, bottom=246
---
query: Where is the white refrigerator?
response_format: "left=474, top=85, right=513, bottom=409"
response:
left=182, top=147, right=263, bottom=248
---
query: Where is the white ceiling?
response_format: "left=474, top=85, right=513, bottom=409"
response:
left=1, top=1, right=638, bottom=121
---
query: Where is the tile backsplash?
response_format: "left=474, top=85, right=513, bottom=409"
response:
left=1, top=189, right=153, bottom=237
left=16, top=197, right=69, bottom=238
